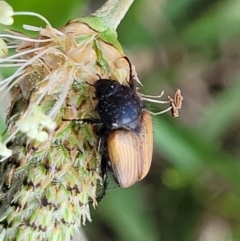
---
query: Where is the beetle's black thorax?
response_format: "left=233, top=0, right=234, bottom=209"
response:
left=94, top=79, right=143, bottom=132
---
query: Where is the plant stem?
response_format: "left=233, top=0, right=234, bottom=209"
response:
left=92, top=0, right=135, bottom=29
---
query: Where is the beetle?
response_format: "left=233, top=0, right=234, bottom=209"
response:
left=89, top=57, right=183, bottom=188
left=92, top=57, right=152, bottom=188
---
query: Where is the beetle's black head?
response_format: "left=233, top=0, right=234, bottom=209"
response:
left=94, top=79, right=120, bottom=99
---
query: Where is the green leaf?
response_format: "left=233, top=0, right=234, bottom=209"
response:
left=94, top=39, right=110, bottom=74
left=72, top=16, right=123, bottom=53
left=99, top=29, right=123, bottom=54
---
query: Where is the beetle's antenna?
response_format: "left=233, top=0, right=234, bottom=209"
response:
left=85, top=74, right=102, bottom=86
left=96, top=74, right=102, bottom=80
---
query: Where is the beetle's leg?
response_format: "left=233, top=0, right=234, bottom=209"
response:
left=122, top=56, right=137, bottom=90
left=96, top=142, right=108, bottom=202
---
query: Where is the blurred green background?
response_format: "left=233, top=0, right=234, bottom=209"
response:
left=2, top=0, right=240, bottom=240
